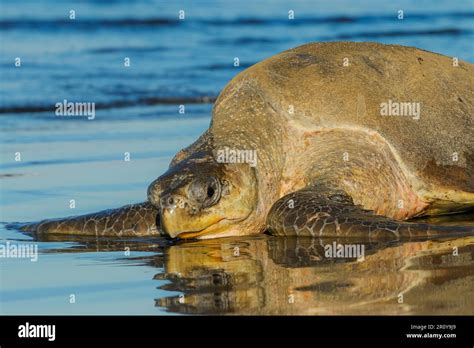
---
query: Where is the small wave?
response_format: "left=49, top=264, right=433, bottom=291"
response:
left=0, top=151, right=175, bottom=171
left=333, top=28, right=469, bottom=39
left=198, top=12, right=474, bottom=26
left=0, top=96, right=217, bottom=115
left=204, top=15, right=357, bottom=26
left=1, top=12, right=473, bottom=31
left=207, top=37, right=281, bottom=45
left=202, top=62, right=255, bottom=70
left=0, top=173, right=26, bottom=178
left=0, top=18, right=178, bottom=30
left=88, top=46, right=167, bottom=54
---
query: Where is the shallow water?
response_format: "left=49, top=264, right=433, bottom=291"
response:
left=1, top=0, right=473, bottom=315
left=2, top=232, right=474, bottom=315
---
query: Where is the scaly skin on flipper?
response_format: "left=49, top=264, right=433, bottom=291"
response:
left=267, top=189, right=474, bottom=240
left=19, top=202, right=160, bottom=237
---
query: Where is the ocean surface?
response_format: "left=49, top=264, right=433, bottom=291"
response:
left=0, top=0, right=473, bottom=315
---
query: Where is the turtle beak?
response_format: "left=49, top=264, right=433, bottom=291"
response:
left=147, top=177, right=202, bottom=239
left=160, top=210, right=182, bottom=239
left=158, top=191, right=227, bottom=239
left=159, top=193, right=187, bottom=238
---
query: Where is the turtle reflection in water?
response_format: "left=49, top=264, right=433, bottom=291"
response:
left=30, top=215, right=474, bottom=315
left=154, top=235, right=474, bottom=315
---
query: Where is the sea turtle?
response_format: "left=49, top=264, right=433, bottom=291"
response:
left=20, top=42, right=474, bottom=240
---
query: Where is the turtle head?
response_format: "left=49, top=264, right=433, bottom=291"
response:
left=147, top=152, right=257, bottom=239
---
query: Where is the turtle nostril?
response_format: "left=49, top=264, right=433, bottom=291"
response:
left=160, top=194, right=180, bottom=209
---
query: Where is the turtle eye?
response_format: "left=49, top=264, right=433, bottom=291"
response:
left=207, top=186, right=215, bottom=198
left=188, top=177, right=221, bottom=207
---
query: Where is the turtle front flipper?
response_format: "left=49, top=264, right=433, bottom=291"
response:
left=17, top=202, right=160, bottom=237
left=266, top=188, right=474, bottom=240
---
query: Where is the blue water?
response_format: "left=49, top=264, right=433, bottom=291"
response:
left=2, top=0, right=474, bottom=111
left=1, top=0, right=473, bottom=315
